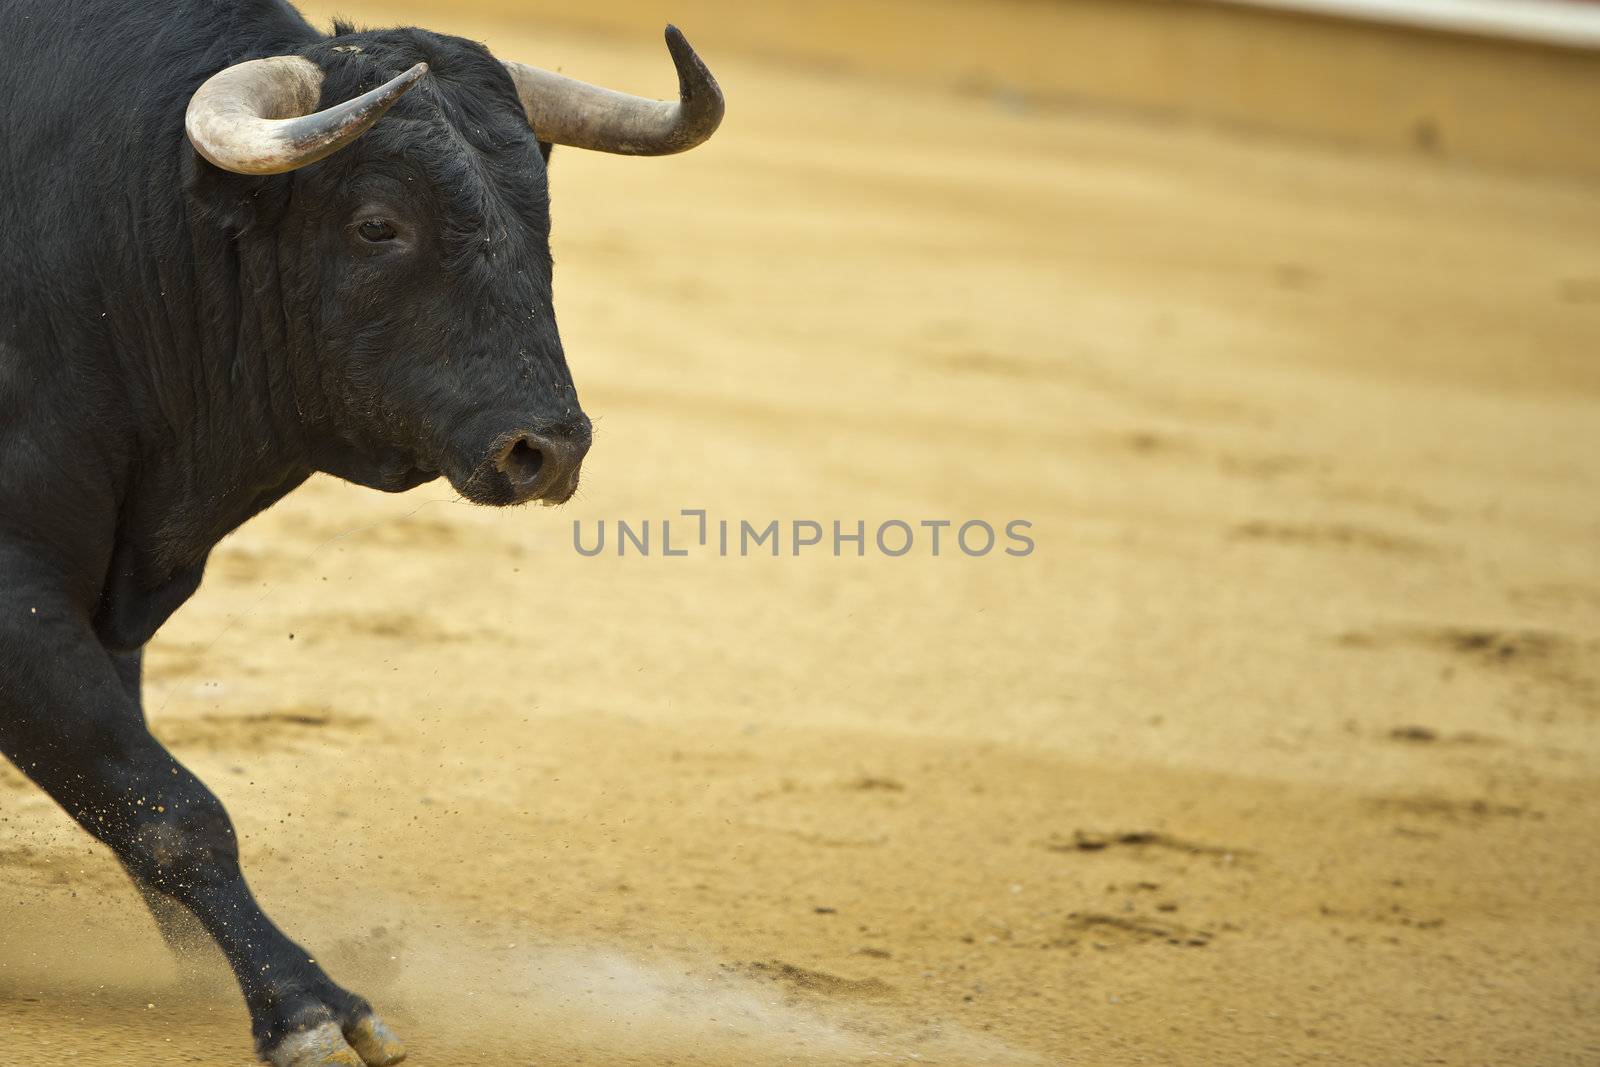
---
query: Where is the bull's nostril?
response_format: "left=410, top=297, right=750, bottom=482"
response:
left=501, top=438, right=544, bottom=486
left=485, top=425, right=585, bottom=504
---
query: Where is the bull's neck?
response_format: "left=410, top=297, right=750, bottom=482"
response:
left=110, top=230, right=314, bottom=575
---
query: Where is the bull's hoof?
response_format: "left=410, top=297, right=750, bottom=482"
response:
left=267, top=1017, right=405, bottom=1067
left=346, top=1014, right=408, bottom=1066
left=267, top=1024, right=362, bottom=1067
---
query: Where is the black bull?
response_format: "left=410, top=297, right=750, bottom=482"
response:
left=0, top=1, right=722, bottom=1063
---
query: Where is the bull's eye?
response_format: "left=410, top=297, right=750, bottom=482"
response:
left=356, top=219, right=398, bottom=243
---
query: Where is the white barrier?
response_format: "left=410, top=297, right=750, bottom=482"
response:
left=1218, top=0, right=1600, bottom=48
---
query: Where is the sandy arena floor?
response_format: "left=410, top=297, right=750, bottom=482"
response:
left=2, top=4, right=1599, bottom=1065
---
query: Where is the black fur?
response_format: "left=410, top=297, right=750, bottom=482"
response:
left=0, top=0, right=592, bottom=1057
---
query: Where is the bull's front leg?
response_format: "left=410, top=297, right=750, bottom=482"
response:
left=0, top=558, right=405, bottom=1067
left=109, top=648, right=220, bottom=974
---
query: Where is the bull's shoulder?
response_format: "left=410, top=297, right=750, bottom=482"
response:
left=0, top=336, right=124, bottom=585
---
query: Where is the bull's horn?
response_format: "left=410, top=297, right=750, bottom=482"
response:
left=186, top=57, right=427, bottom=175
left=503, top=25, right=723, bottom=156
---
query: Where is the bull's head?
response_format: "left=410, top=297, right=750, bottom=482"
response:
left=182, top=26, right=723, bottom=505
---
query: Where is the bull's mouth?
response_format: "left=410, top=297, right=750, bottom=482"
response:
left=449, top=463, right=580, bottom=508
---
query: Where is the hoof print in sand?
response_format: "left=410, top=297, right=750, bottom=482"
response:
left=1054, top=912, right=1215, bottom=950
left=746, top=960, right=895, bottom=999
left=1044, top=829, right=1251, bottom=865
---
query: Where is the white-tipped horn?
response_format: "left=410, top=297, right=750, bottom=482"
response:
left=186, top=57, right=427, bottom=175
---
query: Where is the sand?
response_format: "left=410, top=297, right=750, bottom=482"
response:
left=2, top=4, right=1598, bottom=1065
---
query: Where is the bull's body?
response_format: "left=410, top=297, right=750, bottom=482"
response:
left=0, top=2, right=720, bottom=1063
left=1, top=0, right=324, bottom=650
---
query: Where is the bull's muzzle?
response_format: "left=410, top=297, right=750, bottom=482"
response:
left=484, top=417, right=591, bottom=506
